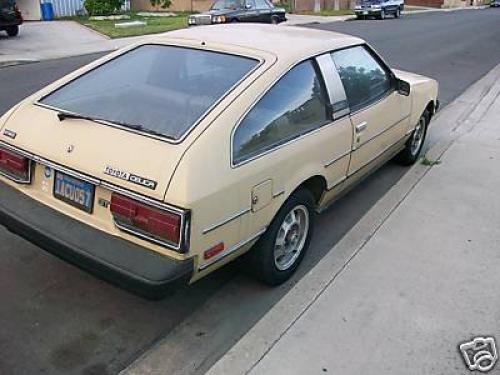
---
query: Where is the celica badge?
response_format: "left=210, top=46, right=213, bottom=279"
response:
left=104, top=165, right=157, bottom=190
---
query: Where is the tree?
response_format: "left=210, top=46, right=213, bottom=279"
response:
left=149, top=0, right=172, bottom=10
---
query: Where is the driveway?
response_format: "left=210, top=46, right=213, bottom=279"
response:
left=0, top=21, right=121, bottom=65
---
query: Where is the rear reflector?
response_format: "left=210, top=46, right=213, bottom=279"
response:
left=110, top=193, right=182, bottom=246
left=0, top=146, right=31, bottom=183
left=204, top=243, right=225, bottom=260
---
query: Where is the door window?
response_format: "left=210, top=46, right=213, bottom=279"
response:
left=254, top=0, right=271, bottom=9
left=331, top=46, right=392, bottom=113
left=233, top=60, right=330, bottom=165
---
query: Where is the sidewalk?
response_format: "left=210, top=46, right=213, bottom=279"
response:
left=206, top=63, right=500, bottom=375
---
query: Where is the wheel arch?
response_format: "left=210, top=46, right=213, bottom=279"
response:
left=286, top=174, right=327, bottom=208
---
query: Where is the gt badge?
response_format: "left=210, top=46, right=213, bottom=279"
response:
left=104, top=165, right=157, bottom=190
left=3, top=129, right=17, bottom=139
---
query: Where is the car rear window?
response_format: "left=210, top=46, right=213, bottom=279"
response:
left=40, top=45, right=259, bottom=141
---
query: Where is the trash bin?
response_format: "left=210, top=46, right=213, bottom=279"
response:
left=40, top=2, right=55, bottom=21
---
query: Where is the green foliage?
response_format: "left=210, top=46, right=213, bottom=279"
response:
left=421, top=157, right=441, bottom=166
left=149, top=0, right=172, bottom=9
left=84, top=0, right=124, bottom=16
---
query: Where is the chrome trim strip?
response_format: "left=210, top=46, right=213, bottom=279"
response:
left=327, top=175, right=347, bottom=191
left=272, top=189, right=285, bottom=199
left=35, top=43, right=265, bottom=145
left=199, top=227, right=266, bottom=270
left=324, top=150, right=351, bottom=168
left=202, top=207, right=251, bottom=235
left=113, top=220, right=181, bottom=249
left=0, top=140, right=190, bottom=252
left=334, top=108, right=350, bottom=120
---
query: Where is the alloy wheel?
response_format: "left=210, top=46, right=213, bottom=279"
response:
left=274, top=205, right=310, bottom=271
left=410, top=117, right=426, bottom=156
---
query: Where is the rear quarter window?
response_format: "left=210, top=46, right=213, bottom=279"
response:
left=233, top=59, right=330, bottom=165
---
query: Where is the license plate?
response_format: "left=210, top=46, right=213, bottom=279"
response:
left=363, top=11, right=368, bottom=14
left=54, top=171, right=95, bottom=213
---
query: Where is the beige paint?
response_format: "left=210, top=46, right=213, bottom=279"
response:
left=17, top=0, right=41, bottom=21
left=0, top=25, right=438, bottom=284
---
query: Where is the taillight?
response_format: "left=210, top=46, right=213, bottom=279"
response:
left=0, top=146, right=31, bottom=183
left=110, top=193, right=182, bottom=248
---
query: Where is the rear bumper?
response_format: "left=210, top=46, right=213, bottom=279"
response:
left=0, top=182, right=193, bottom=298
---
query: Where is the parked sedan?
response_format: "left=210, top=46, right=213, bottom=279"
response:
left=188, top=0, right=286, bottom=25
left=0, top=0, right=22, bottom=36
left=0, top=25, right=438, bottom=298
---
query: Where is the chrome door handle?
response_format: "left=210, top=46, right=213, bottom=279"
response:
left=355, top=121, right=367, bottom=133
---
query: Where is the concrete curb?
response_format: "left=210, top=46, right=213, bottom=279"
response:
left=282, top=5, right=488, bottom=26
left=204, top=63, right=500, bottom=375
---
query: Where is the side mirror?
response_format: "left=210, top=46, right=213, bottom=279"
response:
left=245, top=4, right=252, bottom=9
left=397, top=78, right=410, bottom=96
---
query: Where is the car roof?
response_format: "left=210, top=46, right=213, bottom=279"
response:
left=161, top=24, right=364, bottom=62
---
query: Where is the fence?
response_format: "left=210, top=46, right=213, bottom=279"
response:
left=47, top=0, right=131, bottom=17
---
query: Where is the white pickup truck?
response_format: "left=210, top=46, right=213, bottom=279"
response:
left=354, top=0, right=404, bottom=19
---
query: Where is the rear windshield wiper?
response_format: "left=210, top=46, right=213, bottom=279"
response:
left=57, top=111, right=105, bottom=123
left=57, top=110, right=174, bottom=140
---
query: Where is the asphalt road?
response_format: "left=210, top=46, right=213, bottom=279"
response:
left=0, top=8, right=499, bottom=375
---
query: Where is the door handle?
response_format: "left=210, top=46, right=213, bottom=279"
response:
left=355, top=121, right=367, bottom=133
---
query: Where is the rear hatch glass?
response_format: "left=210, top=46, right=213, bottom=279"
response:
left=39, top=45, right=259, bottom=141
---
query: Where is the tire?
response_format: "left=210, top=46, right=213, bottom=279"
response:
left=395, top=110, right=430, bottom=165
left=379, top=8, right=385, bottom=19
left=6, top=26, right=19, bottom=37
left=271, top=15, right=280, bottom=24
left=395, top=7, right=401, bottom=18
left=356, top=15, right=365, bottom=20
left=249, top=188, right=315, bottom=286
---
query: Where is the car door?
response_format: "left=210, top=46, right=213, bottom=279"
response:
left=331, top=45, right=409, bottom=176
left=254, top=0, right=272, bottom=22
left=232, top=59, right=352, bottom=239
left=241, top=0, right=259, bottom=22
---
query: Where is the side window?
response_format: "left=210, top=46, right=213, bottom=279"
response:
left=255, top=0, right=270, bottom=8
left=246, top=0, right=256, bottom=8
left=233, top=60, right=330, bottom=165
left=331, top=46, right=392, bottom=113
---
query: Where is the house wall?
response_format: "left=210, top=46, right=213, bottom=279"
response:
left=17, top=0, right=41, bottom=20
left=293, top=0, right=352, bottom=11
left=131, top=0, right=212, bottom=12
left=405, top=0, right=444, bottom=7
left=405, top=0, right=482, bottom=7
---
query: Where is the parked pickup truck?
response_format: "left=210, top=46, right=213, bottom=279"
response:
left=354, top=0, right=404, bottom=19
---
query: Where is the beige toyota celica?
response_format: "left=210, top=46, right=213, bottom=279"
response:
left=0, top=24, right=438, bottom=298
